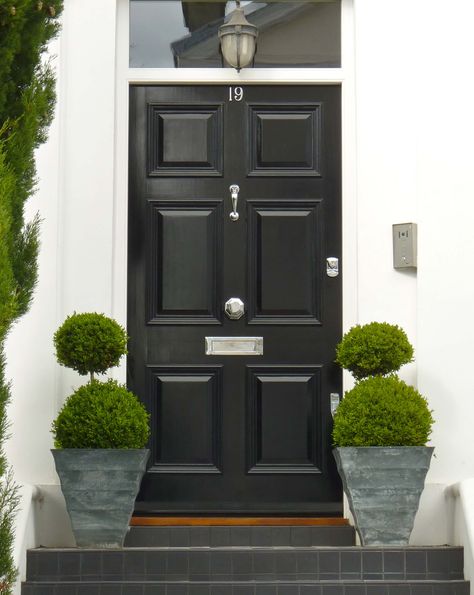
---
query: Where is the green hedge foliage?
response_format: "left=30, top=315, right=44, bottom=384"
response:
left=54, top=312, right=128, bottom=378
left=335, top=322, right=414, bottom=380
left=0, top=3, right=63, bottom=592
left=332, top=375, right=434, bottom=447
left=52, top=380, right=150, bottom=449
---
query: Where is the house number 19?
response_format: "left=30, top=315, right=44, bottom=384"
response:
left=229, top=86, right=244, bottom=102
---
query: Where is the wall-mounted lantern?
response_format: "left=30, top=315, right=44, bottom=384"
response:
left=218, top=1, right=258, bottom=71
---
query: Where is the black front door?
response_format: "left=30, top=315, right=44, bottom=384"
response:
left=128, top=85, right=342, bottom=515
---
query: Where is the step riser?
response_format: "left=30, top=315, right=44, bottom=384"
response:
left=125, top=526, right=356, bottom=548
left=21, top=581, right=471, bottom=595
left=26, top=547, right=465, bottom=582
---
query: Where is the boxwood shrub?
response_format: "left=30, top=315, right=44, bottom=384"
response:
left=332, top=375, right=433, bottom=447
left=335, top=322, right=414, bottom=380
left=54, top=312, right=127, bottom=378
left=52, top=380, right=150, bottom=449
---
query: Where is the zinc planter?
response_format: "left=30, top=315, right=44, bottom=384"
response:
left=333, top=446, right=433, bottom=546
left=52, top=448, right=149, bottom=548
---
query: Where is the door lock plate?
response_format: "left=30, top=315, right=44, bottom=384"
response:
left=326, top=257, right=339, bottom=277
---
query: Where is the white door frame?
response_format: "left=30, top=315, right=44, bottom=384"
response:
left=112, top=0, right=358, bottom=390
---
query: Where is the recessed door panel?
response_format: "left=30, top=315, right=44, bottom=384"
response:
left=247, top=367, right=323, bottom=474
left=147, top=200, right=223, bottom=324
left=148, top=104, right=223, bottom=176
left=248, top=200, right=322, bottom=324
left=129, top=85, right=342, bottom=515
left=248, top=104, right=321, bottom=176
left=147, top=367, right=223, bottom=474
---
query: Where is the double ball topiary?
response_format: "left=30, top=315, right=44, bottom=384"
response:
left=52, top=380, right=150, bottom=449
left=335, top=321, right=414, bottom=380
left=54, top=312, right=127, bottom=380
left=332, top=375, right=433, bottom=447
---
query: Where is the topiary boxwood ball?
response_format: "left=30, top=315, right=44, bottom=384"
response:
left=52, top=379, right=150, bottom=449
left=332, top=375, right=433, bottom=447
left=54, top=312, right=128, bottom=378
left=335, top=321, right=414, bottom=380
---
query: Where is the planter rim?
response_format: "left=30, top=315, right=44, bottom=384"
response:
left=51, top=448, right=149, bottom=452
left=333, top=445, right=434, bottom=450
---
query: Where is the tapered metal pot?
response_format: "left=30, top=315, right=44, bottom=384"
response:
left=333, top=446, right=433, bottom=545
left=52, top=449, right=149, bottom=548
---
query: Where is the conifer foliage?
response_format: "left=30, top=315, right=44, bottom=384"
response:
left=0, top=2, right=63, bottom=592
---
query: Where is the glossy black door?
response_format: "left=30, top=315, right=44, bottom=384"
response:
left=128, top=85, right=342, bottom=515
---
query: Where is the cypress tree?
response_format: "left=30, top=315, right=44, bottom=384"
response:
left=0, top=2, right=63, bottom=592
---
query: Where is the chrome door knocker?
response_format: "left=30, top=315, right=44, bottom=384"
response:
left=229, top=184, right=240, bottom=221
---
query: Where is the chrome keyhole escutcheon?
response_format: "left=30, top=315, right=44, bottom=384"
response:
left=225, top=297, right=245, bottom=320
left=229, top=184, right=240, bottom=221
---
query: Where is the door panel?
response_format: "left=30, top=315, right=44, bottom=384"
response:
left=129, top=85, right=342, bottom=515
left=147, top=200, right=223, bottom=324
left=247, top=200, right=321, bottom=323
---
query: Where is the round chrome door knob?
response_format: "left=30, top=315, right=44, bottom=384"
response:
left=225, top=297, right=245, bottom=320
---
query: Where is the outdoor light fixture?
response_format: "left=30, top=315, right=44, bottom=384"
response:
left=218, top=1, right=258, bottom=71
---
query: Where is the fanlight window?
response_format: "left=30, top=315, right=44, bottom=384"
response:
left=130, top=0, right=341, bottom=68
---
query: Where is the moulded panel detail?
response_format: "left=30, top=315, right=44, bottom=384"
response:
left=247, top=199, right=322, bottom=325
left=147, top=104, right=223, bottom=176
left=248, top=104, right=322, bottom=177
left=147, top=366, right=223, bottom=474
left=246, top=366, right=323, bottom=474
left=146, top=200, right=223, bottom=325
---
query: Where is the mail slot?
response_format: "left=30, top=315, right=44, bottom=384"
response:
left=205, top=337, right=263, bottom=356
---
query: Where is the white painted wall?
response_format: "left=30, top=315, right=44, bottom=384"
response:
left=5, top=0, right=474, bottom=549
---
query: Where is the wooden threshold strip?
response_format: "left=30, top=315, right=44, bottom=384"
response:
left=131, top=517, right=349, bottom=527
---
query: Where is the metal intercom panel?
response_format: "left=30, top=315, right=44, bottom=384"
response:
left=393, top=222, right=417, bottom=269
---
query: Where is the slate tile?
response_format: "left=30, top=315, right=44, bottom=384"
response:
left=143, top=586, right=166, bottom=595
left=169, top=528, right=190, bottom=547
left=253, top=551, right=275, bottom=574
left=427, top=549, right=450, bottom=574
left=405, top=550, right=427, bottom=575
left=340, top=550, right=361, bottom=576
left=167, top=551, right=188, bottom=575
left=277, top=586, right=298, bottom=595
left=290, top=528, right=312, bottom=546
left=210, top=551, right=232, bottom=575
left=102, top=552, right=124, bottom=577
left=383, top=551, right=404, bottom=575
left=410, top=585, right=433, bottom=595
left=319, top=551, right=340, bottom=573
left=36, top=552, right=59, bottom=578
left=123, top=550, right=146, bottom=577
left=190, top=527, right=210, bottom=547
left=274, top=551, right=296, bottom=574
left=166, top=585, right=188, bottom=595
left=232, top=586, right=254, bottom=595
left=122, top=586, right=144, bottom=595
left=233, top=552, right=252, bottom=574
left=231, top=527, right=251, bottom=546
left=210, top=527, right=231, bottom=546
left=59, top=551, right=81, bottom=579
left=189, top=551, right=210, bottom=575
left=362, top=550, right=382, bottom=574
left=145, top=551, right=167, bottom=576
left=344, top=587, right=365, bottom=595
left=80, top=552, right=102, bottom=578
left=296, top=551, right=318, bottom=574
left=251, top=528, right=273, bottom=546
left=271, top=527, right=291, bottom=546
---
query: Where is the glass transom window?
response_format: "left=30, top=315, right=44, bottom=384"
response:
left=130, top=1, right=341, bottom=68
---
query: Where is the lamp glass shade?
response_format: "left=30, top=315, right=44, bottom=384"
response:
left=220, top=32, right=256, bottom=69
left=219, top=7, right=258, bottom=70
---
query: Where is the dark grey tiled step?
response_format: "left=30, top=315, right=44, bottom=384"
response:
left=124, top=526, right=356, bottom=548
left=26, top=547, right=464, bottom=582
left=20, top=579, right=471, bottom=595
